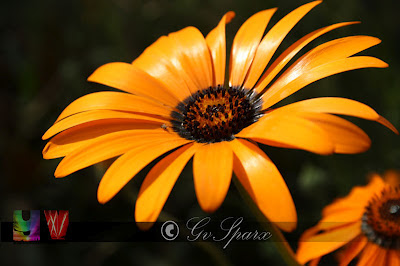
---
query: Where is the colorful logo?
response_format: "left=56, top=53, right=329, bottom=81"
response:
left=44, top=210, right=69, bottom=240
left=13, top=210, right=40, bottom=241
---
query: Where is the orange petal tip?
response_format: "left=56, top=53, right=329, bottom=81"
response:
left=276, top=221, right=297, bottom=232
left=344, top=21, right=361, bottom=26
left=136, top=222, right=154, bottom=231
left=86, top=63, right=113, bottom=82
left=377, top=115, right=399, bottom=134
left=97, top=192, right=107, bottom=205
left=54, top=167, right=67, bottom=178
left=199, top=204, right=219, bottom=214
left=97, top=187, right=113, bottom=205
left=225, top=11, right=236, bottom=23
left=307, top=0, right=323, bottom=7
left=42, top=143, right=50, bottom=158
left=97, top=198, right=107, bottom=205
left=376, top=57, right=388, bottom=68
left=42, top=130, right=52, bottom=140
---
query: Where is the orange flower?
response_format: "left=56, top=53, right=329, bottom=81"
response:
left=296, top=171, right=400, bottom=265
left=42, top=1, right=397, bottom=232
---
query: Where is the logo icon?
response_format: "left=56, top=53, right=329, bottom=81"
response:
left=13, top=210, right=40, bottom=241
left=44, top=210, right=69, bottom=240
left=161, top=220, right=179, bottom=241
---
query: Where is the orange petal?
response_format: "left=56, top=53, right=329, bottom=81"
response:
left=388, top=250, right=400, bottom=266
left=309, top=258, right=321, bottom=266
left=322, top=176, right=385, bottom=216
left=317, top=210, right=362, bottom=231
left=260, top=38, right=387, bottom=109
left=193, top=142, right=233, bottom=212
left=229, top=8, right=277, bottom=87
left=275, top=97, right=398, bottom=134
left=87, top=62, right=179, bottom=107
left=255, top=21, right=358, bottom=93
left=274, top=97, right=380, bottom=121
left=237, top=111, right=334, bottom=155
left=132, top=35, right=191, bottom=101
left=135, top=143, right=200, bottom=225
left=43, top=119, right=161, bottom=159
left=133, top=27, right=213, bottom=96
left=369, top=248, right=390, bottom=266
left=97, top=138, right=193, bottom=204
left=244, top=0, right=322, bottom=89
left=54, top=129, right=184, bottom=177
left=55, top=91, right=172, bottom=123
left=299, top=113, right=371, bottom=154
left=168, top=27, right=213, bottom=93
left=298, top=225, right=322, bottom=243
left=205, top=11, right=235, bottom=86
left=43, top=110, right=167, bottom=140
left=292, top=35, right=382, bottom=71
left=356, top=243, right=382, bottom=266
left=230, top=138, right=297, bottom=232
left=338, top=236, right=367, bottom=266
left=296, top=222, right=361, bottom=264
left=384, top=170, right=400, bottom=187
left=313, top=208, right=361, bottom=233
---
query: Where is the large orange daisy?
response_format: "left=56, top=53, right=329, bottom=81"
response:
left=296, top=171, right=400, bottom=265
left=42, top=1, right=398, bottom=232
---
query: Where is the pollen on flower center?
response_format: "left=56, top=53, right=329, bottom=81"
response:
left=361, top=186, right=400, bottom=249
left=171, top=85, right=263, bottom=143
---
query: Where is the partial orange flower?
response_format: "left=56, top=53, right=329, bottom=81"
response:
left=296, top=171, right=400, bottom=265
left=42, top=1, right=397, bottom=232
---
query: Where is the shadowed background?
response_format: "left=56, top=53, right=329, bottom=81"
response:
left=1, top=0, right=399, bottom=265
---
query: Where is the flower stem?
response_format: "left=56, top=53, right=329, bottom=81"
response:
left=233, top=177, right=301, bottom=266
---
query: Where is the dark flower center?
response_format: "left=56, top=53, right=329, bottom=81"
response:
left=362, top=186, right=400, bottom=249
left=171, top=85, right=262, bottom=143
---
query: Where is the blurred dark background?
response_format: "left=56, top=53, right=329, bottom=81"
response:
left=1, top=0, right=399, bottom=265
